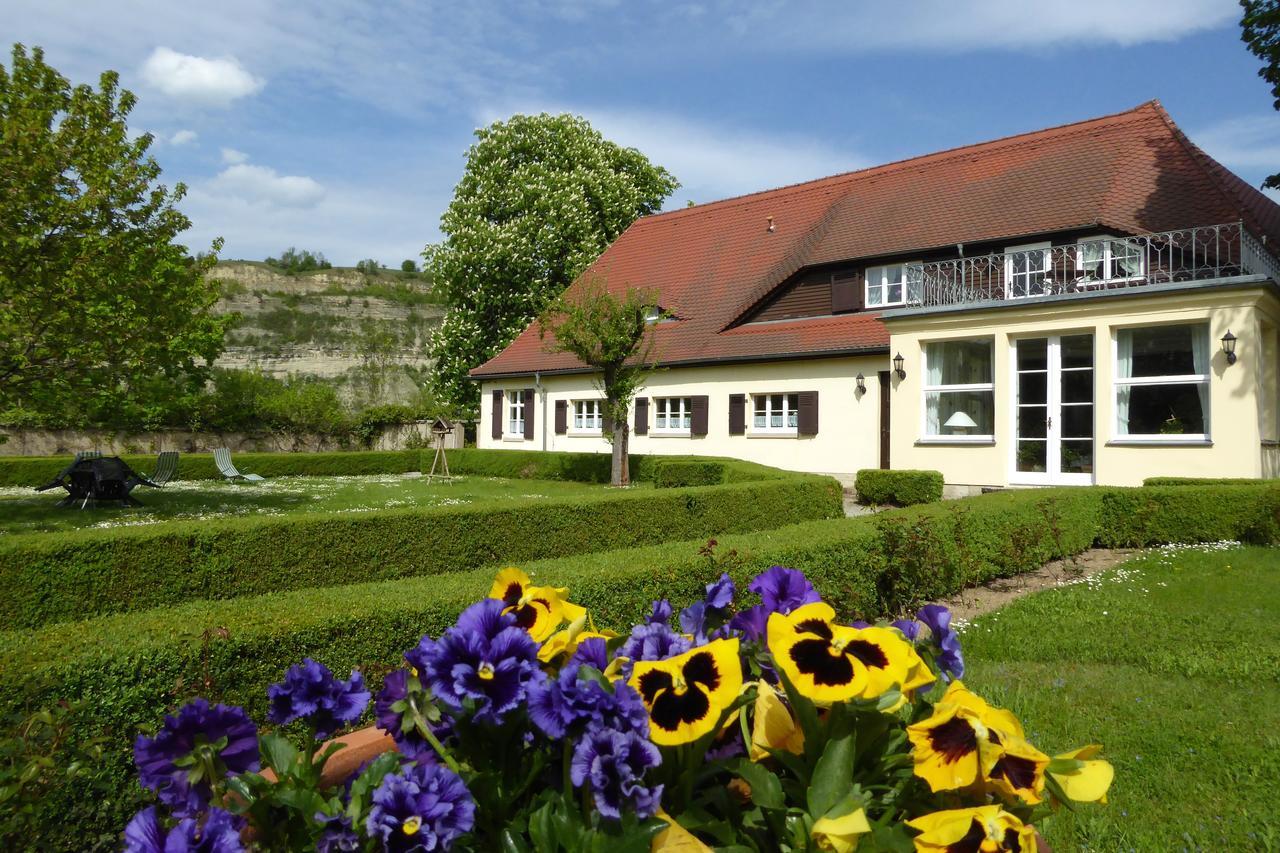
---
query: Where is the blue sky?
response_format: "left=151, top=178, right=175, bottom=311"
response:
left=4, top=0, right=1278, bottom=266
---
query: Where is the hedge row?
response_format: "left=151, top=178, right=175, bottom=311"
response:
left=4, top=483, right=1276, bottom=845
left=653, top=460, right=727, bottom=488
left=1142, top=476, right=1275, bottom=487
left=433, top=448, right=788, bottom=485
left=0, top=475, right=841, bottom=631
left=855, top=468, right=945, bottom=506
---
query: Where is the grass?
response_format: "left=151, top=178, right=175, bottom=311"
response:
left=0, top=474, right=631, bottom=535
left=960, top=543, right=1280, bottom=851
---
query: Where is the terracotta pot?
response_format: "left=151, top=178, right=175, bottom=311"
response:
left=257, top=725, right=397, bottom=787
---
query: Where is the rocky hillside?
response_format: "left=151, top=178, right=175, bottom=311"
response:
left=208, top=261, right=446, bottom=405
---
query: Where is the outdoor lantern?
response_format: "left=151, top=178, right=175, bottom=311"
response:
left=855, top=373, right=866, bottom=396
left=943, top=410, right=979, bottom=435
left=893, top=352, right=906, bottom=380
left=1221, top=329, right=1238, bottom=365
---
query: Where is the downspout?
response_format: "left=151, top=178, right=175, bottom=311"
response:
left=535, top=372, right=547, bottom=451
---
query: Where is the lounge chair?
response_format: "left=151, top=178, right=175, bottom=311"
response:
left=73, top=450, right=102, bottom=462
left=145, top=450, right=180, bottom=486
left=214, top=447, right=264, bottom=482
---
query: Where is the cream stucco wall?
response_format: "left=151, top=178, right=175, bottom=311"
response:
left=883, top=284, right=1280, bottom=487
left=478, top=356, right=887, bottom=477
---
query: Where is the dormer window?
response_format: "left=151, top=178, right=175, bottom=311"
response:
left=865, top=264, right=908, bottom=307
left=645, top=306, right=670, bottom=323
left=1077, top=237, right=1145, bottom=284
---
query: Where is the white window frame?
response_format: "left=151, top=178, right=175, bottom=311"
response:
left=1003, top=242, right=1051, bottom=300
left=865, top=263, right=913, bottom=308
left=1076, top=235, right=1146, bottom=285
left=505, top=391, right=525, bottom=439
left=1112, top=323, right=1210, bottom=442
left=653, top=397, right=693, bottom=434
left=751, top=393, right=799, bottom=435
left=920, top=338, right=996, bottom=443
left=571, top=399, right=603, bottom=434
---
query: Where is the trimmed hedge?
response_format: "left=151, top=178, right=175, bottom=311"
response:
left=4, top=483, right=1278, bottom=845
left=1142, top=476, right=1274, bottom=487
left=433, top=448, right=787, bottom=485
left=0, top=475, right=841, bottom=631
left=855, top=468, right=945, bottom=506
left=653, top=460, right=726, bottom=488
left=0, top=449, right=421, bottom=487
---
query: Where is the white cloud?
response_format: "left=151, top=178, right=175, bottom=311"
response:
left=140, top=47, right=263, bottom=106
left=207, top=163, right=326, bottom=208
left=1191, top=115, right=1280, bottom=171
left=220, top=147, right=250, bottom=165
left=169, top=129, right=198, bottom=146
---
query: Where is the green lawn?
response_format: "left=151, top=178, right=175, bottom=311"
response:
left=960, top=543, right=1280, bottom=851
left=0, top=474, right=630, bottom=535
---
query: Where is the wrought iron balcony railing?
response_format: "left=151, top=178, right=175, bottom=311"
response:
left=901, top=221, right=1280, bottom=309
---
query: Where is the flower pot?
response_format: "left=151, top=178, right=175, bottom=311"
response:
left=257, top=724, right=396, bottom=787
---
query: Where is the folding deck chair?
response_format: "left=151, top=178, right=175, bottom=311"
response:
left=145, top=450, right=180, bottom=486
left=214, top=447, right=264, bottom=482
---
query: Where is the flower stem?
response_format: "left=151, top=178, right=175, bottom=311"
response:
left=408, top=697, right=461, bottom=774
left=562, top=738, right=573, bottom=799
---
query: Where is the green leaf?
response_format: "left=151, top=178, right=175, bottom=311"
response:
left=806, top=711, right=856, bottom=817
left=259, top=733, right=299, bottom=776
left=728, top=758, right=784, bottom=810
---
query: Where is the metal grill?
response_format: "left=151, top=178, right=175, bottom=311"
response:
left=904, top=222, right=1278, bottom=308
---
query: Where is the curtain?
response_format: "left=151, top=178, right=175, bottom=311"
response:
left=1191, top=325, right=1210, bottom=429
left=925, top=392, right=940, bottom=435
left=1115, top=330, right=1133, bottom=434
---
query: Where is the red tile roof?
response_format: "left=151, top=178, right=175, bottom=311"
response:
left=472, top=101, right=1280, bottom=379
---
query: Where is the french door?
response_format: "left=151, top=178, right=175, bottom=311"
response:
left=1013, top=334, right=1095, bottom=485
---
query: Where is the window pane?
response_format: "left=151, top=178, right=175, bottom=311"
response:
left=1060, top=335, right=1093, bottom=369
left=867, top=285, right=883, bottom=306
left=1062, top=370, right=1093, bottom=404
left=1061, top=404, right=1093, bottom=439
left=927, top=339, right=993, bottom=386
left=887, top=283, right=902, bottom=303
left=1122, top=382, right=1207, bottom=434
left=886, top=265, right=904, bottom=284
left=930, top=390, right=994, bottom=435
left=1126, top=325, right=1201, bottom=377
left=1018, top=407, right=1047, bottom=438
left=1018, top=372, right=1047, bottom=405
left=1061, top=440, right=1094, bottom=474
left=1017, top=339, right=1047, bottom=372
left=1017, top=440, right=1047, bottom=472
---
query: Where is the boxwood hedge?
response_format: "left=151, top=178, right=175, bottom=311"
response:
left=855, top=468, right=945, bottom=506
left=3, top=483, right=1276, bottom=846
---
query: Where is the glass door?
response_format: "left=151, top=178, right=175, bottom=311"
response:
left=1014, top=335, right=1094, bottom=485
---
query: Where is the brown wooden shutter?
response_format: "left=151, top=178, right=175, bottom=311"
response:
left=831, top=273, right=863, bottom=314
left=690, top=395, right=709, bottom=436
left=797, top=391, right=819, bottom=436
left=634, top=397, right=648, bottom=435
left=554, top=400, right=567, bottom=435
left=491, top=390, right=503, bottom=440
left=523, top=388, right=535, bottom=440
left=728, top=394, right=746, bottom=435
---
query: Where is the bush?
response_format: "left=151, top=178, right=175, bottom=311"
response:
left=8, top=483, right=1277, bottom=844
left=429, top=448, right=788, bottom=485
left=652, top=460, right=725, bottom=488
left=1097, top=484, right=1280, bottom=546
left=1142, top=476, right=1274, bottom=486
left=855, top=468, right=945, bottom=506
left=0, top=475, right=841, bottom=630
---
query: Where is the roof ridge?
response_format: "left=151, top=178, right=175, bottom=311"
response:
left=633, top=101, right=1163, bottom=227
left=1143, top=99, right=1247, bottom=225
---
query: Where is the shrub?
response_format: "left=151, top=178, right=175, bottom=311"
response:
left=1142, top=476, right=1274, bottom=486
left=0, top=475, right=841, bottom=630
left=855, top=468, right=945, bottom=506
left=1097, top=484, right=1280, bottom=546
left=651, top=460, right=725, bottom=488
left=428, top=448, right=789, bottom=486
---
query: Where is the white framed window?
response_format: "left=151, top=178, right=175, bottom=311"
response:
left=1076, top=236, right=1145, bottom=284
left=505, top=391, right=525, bottom=437
left=923, top=339, right=995, bottom=440
left=865, top=264, right=909, bottom=307
left=572, top=399, right=603, bottom=432
left=1114, top=324, right=1209, bottom=439
left=1004, top=242, right=1051, bottom=299
left=654, top=397, right=692, bottom=433
left=752, top=393, right=799, bottom=434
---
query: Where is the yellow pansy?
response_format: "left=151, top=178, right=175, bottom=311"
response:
left=1050, top=744, right=1114, bottom=804
left=907, top=805, right=1037, bottom=852
left=749, top=679, right=805, bottom=761
left=652, top=810, right=713, bottom=852
left=811, top=807, right=871, bottom=853
left=629, top=638, right=743, bottom=746
left=488, top=567, right=565, bottom=642
left=985, top=735, right=1050, bottom=805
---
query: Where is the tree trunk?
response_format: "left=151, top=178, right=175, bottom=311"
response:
left=612, top=420, right=630, bottom=486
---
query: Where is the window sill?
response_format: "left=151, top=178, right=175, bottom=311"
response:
left=1105, top=438, right=1212, bottom=447
left=915, top=437, right=996, bottom=446
left=648, top=431, right=692, bottom=438
left=501, top=435, right=527, bottom=443
left=567, top=430, right=602, bottom=437
left=747, top=431, right=800, bottom=439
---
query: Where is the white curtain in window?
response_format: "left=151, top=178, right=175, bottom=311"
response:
left=1115, top=331, right=1133, bottom=433
left=1191, top=326, right=1210, bottom=424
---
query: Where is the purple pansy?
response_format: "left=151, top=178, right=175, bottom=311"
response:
left=748, top=566, right=821, bottom=615
left=729, top=604, right=770, bottom=642
left=570, top=728, right=663, bottom=820
left=123, top=806, right=244, bottom=853
left=366, top=762, right=475, bottom=852
left=616, top=622, right=692, bottom=673
left=705, top=573, right=735, bottom=610
left=315, top=813, right=361, bottom=853
left=891, top=618, right=922, bottom=641
left=678, top=600, right=707, bottom=641
left=917, top=604, right=964, bottom=680
left=527, top=664, right=650, bottom=740
left=569, top=636, right=610, bottom=672
left=133, top=699, right=259, bottom=817
left=268, top=658, right=371, bottom=739
left=374, top=668, right=445, bottom=763
left=419, top=599, right=544, bottom=726
left=647, top=599, right=673, bottom=625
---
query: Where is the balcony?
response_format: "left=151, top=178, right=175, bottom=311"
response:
left=900, top=221, right=1280, bottom=310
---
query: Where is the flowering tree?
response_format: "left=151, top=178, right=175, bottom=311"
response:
left=425, top=113, right=678, bottom=411
left=538, top=282, right=662, bottom=487
left=0, top=44, right=228, bottom=419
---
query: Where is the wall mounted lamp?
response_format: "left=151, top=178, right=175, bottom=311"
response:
left=893, top=352, right=906, bottom=380
left=855, top=373, right=866, bottom=396
left=1221, top=330, right=1237, bottom=365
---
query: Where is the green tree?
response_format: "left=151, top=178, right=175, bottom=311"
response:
left=0, top=44, right=228, bottom=416
left=426, top=113, right=678, bottom=410
left=539, top=281, right=662, bottom=486
left=1241, top=0, right=1280, bottom=187
left=400, top=259, right=418, bottom=273
left=356, top=258, right=381, bottom=275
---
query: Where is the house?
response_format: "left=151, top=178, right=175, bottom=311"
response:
left=470, top=102, right=1280, bottom=488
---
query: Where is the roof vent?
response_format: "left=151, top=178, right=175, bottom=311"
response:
left=766, top=216, right=775, bottom=233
